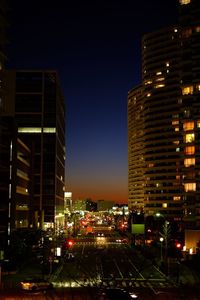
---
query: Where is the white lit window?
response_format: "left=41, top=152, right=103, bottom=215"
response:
left=175, top=127, right=179, bottom=132
left=182, top=86, right=193, bottom=95
left=185, top=146, right=195, bottom=155
left=18, top=127, right=56, bottom=133
left=176, top=148, right=180, bottom=152
left=162, top=203, right=167, bottom=208
left=184, top=158, right=195, bottom=167
left=184, top=133, right=195, bottom=143
left=147, top=93, right=151, bottom=97
left=43, top=128, right=56, bottom=133
left=197, top=120, right=200, bottom=128
left=184, top=183, right=196, bottom=192
left=183, top=121, right=194, bottom=131
left=18, top=127, right=42, bottom=133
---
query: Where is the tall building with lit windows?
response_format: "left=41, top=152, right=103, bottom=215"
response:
left=5, top=70, right=66, bottom=230
left=178, top=0, right=200, bottom=229
left=142, top=25, right=182, bottom=222
left=128, top=0, right=200, bottom=229
left=128, top=85, right=144, bottom=211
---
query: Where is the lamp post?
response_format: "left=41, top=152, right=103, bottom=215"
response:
left=160, top=237, right=164, bottom=261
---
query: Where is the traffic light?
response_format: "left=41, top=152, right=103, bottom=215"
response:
left=66, top=239, right=74, bottom=248
left=175, top=242, right=182, bottom=249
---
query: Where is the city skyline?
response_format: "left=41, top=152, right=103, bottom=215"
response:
left=7, top=0, right=178, bottom=203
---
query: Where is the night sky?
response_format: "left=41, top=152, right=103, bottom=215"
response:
left=7, top=0, right=178, bottom=203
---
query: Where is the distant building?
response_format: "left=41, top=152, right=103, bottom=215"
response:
left=64, top=192, right=72, bottom=213
left=97, top=200, right=115, bottom=212
left=5, top=70, right=66, bottom=230
left=128, top=86, right=144, bottom=211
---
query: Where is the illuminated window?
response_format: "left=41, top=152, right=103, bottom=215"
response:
left=156, top=77, right=165, bottom=82
left=162, top=203, right=167, bottom=208
left=184, top=183, right=196, bottom=192
left=147, top=93, right=151, bottom=97
left=173, top=196, right=181, bottom=201
left=155, top=84, right=165, bottom=88
left=18, top=127, right=56, bottom=133
left=166, top=62, right=170, bottom=67
left=182, top=86, right=193, bottom=95
left=178, top=98, right=182, bottom=104
left=182, top=28, right=192, bottom=38
left=183, top=121, right=194, bottom=131
left=148, top=163, right=154, bottom=167
left=196, top=84, right=200, bottom=91
left=176, top=148, right=180, bottom=152
left=184, top=109, right=190, bottom=117
left=184, top=158, right=195, bottom=167
left=179, top=0, right=191, bottom=4
left=43, top=128, right=56, bottom=133
left=156, top=71, right=162, bottom=75
left=145, top=80, right=152, bottom=85
left=197, top=120, right=200, bottom=128
left=18, top=127, right=42, bottom=133
left=176, top=175, right=180, bottom=180
left=175, top=127, right=179, bottom=132
left=173, top=140, right=179, bottom=145
left=196, top=26, right=200, bottom=33
left=184, top=133, right=195, bottom=143
left=172, top=120, right=179, bottom=125
left=185, top=146, right=195, bottom=155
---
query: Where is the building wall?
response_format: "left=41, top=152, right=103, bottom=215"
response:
left=142, top=26, right=182, bottom=221
left=5, top=70, right=66, bottom=229
left=128, top=0, right=200, bottom=230
left=178, top=0, right=200, bottom=229
left=128, top=86, right=144, bottom=211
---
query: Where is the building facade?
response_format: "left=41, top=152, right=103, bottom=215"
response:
left=128, top=0, right=200, bottom=229
left=5, top=70, right=66, bottom=230
left=128, top=85, right=144, bottom=211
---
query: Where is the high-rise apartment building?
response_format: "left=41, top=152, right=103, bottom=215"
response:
left=178, top=0, right=200, bottom=229
left=128, top=85, right=144, bottom=211
left=128, top=0, right=200, bottom=228
left=5, top=70, right=66, bottom=230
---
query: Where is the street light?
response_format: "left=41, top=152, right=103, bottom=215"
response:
left=160, top=237, right=164, bottom=261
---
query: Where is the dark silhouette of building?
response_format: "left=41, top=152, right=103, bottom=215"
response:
left=5, top=70, right=66, bottom=230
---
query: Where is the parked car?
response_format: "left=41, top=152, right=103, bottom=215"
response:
left=20, top=278, right=53, bottom=291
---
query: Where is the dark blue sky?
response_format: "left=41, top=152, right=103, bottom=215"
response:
left=7, top=0, right=178, bottom=203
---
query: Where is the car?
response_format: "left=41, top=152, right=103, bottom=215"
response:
left=100, top=288, right=138, bottom=300
left=20, top=278, right=53, bottom=291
